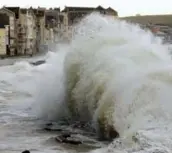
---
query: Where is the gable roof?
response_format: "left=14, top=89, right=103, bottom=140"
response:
left=106, top=7, right=117, bottom=13
left=106, top=7, right=118, bottom=16
left=33, top=8, right=45, bottom=17
left=4, top=7, right=20, bottom=18
left=61, top=5, right=118, bottom=16
left=95, top=5, right=105, bottom=10
left=61, top=6, right=95, bottom=12
left=0, top=7, right=15, bottom=16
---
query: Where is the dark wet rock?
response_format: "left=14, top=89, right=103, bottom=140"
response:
left=22, top=150, right=30, bottom=153
left=44, top=121, right=70, bottom=132
left=71, top=121, right=86, bottom=128
left=30, top=60, right=46, bottom=66
left=97, top=119, right=119, bottom=141
left=44, top=126, right=63, bottom=131
left=43, top=122, right=108, bottom=150
left=46, top=120, right=70, bottom=127
left=61, top=133, right=71, bottom=138
left=44, top=120, right=117, bottom=145
left=70, top=121, right=96, bottom=133
left=46, top=122, right=53, bottom=126
left=44, top=123, right=63, bottom=132
left=108, top=125, right=119, bottom=140
left=57, top=120, right=70, bottom=126
left=55, top=133, right=82, bottom=145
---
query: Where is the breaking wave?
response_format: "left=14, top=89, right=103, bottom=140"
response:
left=14, top=13, right=172, bottom=152
left=63, top=13, right=172, bottom=152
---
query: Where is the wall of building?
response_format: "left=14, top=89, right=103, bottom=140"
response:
left=44, top=28, right=54, bottom=43
left=5, top=25, right=9, bottom=46
left=0, top=6, right=119, bottom=56
left=0, top=28, right=6, bottom=56
left=44, top=28, right=48, bottom=43
left=17, top=13, right=26, bottom=55
left=59, top=12, right=70, bottom=41
left=17, top=9, right=37, bottom=56
left=39, top=17, right=45, bottom=45
left=25, top=11, right=37, bottom=55
left=105, top=8, right=118, bottom=17
left=9, top=16, right=16, bottom=55
left=44, top=27, right=55, bottom=50
left=33, top=8, right=46, bottom=47
left=45, top=9, right=60, bottom=28
left=59, top=6, right=118, bottom=42
left=0, top=8, right=16, bottom=56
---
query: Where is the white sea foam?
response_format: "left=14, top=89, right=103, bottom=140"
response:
left=63, top=13, right=172, bottom=152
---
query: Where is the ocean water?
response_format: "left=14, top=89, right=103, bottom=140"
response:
left=0, top=13, right=172, bottom=153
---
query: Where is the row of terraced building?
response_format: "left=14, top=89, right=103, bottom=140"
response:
left=0, top=6, right=118, bottom=57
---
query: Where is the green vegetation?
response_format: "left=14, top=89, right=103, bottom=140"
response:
left=120, top=15, right=172, bottom=26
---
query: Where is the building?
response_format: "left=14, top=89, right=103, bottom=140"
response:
left=0, top=7, right=17, bottom=56
left=61, top=6, right=96, bottom=26
left=17, top=8, right=37, bottom=56
left=45, top=7, right=61, bottom=44
left=58, top=12, right=69, bottom=42
left=0, top=27, right=7, bottom=57
left=0, top=5, right=118, bottom=55
left=60, top=6, right=96, bottom=40
left=60, top=6, right=118, bottom=40
left=0, top=13, right=9, bottom=57
left=45, top=8, right=60, bottom=28
left=33, top=7, right=46, bottom=46
left=61, top=6, right=118, bottom=26
left=44, top=27, right=55, bottom=50
left=3, top=7, right=38, bottom=55
left=1, top=7, right=46, bottom=55
left=45, top=27, right=54, bottom=42
left=105, top=7, right=118, bottom=16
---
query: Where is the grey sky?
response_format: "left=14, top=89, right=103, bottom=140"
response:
left=2, top=0, right=172, bottom=17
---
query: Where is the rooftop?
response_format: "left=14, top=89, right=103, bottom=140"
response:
left=4, top=7, right=20, bottom=19
left=61, top=6, right=95, bottom=12
left=61, top=5, right=118, bottom=16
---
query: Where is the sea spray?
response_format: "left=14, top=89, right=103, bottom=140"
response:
left=29, top=50, right=70, bottom=121
left=12, top=13, right=172, bottom=152
left=63, top=13, right=172, bottom=142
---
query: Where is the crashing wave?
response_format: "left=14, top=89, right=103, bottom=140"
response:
left=63, top=13, right=172, bottom=143
left=21, top=13, right=172, bottom=153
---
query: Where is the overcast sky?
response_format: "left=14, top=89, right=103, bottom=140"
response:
left=2, top=0, right=172, bottom=17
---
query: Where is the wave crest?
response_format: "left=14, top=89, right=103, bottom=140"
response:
left=64, top=13, right=172, bottom=141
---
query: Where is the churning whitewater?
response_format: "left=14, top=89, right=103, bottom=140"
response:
left=63, top=14, right=172, bottom=152
left=1, top=13, right=172, bottom=153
